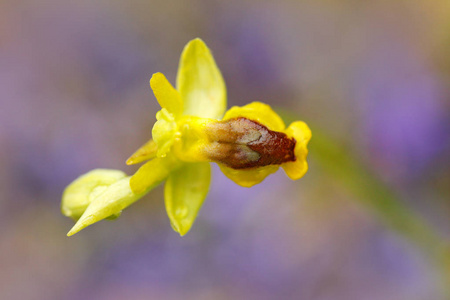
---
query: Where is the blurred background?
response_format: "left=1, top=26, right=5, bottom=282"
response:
left=1, top=0, right=449, bottom=299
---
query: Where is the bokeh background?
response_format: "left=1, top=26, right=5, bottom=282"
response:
left=1, top=0, right=449, bottom=299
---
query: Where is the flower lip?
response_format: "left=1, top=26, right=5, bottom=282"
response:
left=203, top=117, right=297, bottom=169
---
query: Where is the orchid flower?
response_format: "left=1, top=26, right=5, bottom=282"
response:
left=62, top=38, right=311, bottom=236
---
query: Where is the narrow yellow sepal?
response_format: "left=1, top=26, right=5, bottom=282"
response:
left=164, top=162, right=211, bottom=236
left=126, top=139, right=158, bottom=165
left=177, top=38, right=226, bottom=119
left=129, top=156, right=180, bottom=194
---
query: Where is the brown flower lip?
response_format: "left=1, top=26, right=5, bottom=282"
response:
left=204, top=117, right=297, bottom=169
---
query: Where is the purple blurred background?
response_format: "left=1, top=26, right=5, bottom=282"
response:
left=1, top=1, right=449, bottom=299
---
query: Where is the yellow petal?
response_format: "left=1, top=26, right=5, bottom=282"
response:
left=223, top=102, right=285, bottom=131
left=150, top=72, right=183, bottom=117
left=67, top=176, right=144, bottom=236
left=282, top=121, right=311, bottom=180
left=61, top=169, right=127, bottom=221
left=129, top=156, right=180, bottom=194
left=177, top=38, right=226, bottom=119
left=164, top=162, right=211, bottom=236
left=126, top=139, right=158, bottom=165
left=219, top=164, right=279, bottom=188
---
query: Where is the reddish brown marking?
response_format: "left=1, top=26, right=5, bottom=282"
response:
left=205, top=117, right=296, bottom=169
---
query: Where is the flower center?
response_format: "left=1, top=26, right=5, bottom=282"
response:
left=152, top=108, right=177, bottom=157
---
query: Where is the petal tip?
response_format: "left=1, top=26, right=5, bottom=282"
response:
left=149, top=72, right=163, bottom=86
left=67, top=214, right=96, bottom=236
left=67, top=225, right=81, bottom=237
left=174, top=223, right=189, bottom=237
left=187, top=38, right=207, bottom=49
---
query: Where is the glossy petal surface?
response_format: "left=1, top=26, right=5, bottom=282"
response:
left=282, top=121, right=311, bottom=180
left=219, top=164, right=279, bottom=188
left=177, top=38, right=226, bottom=119
left=165, top=162, right=211, bottom=236
left=150, top=72, right=183, bottom=117
left=62, top=169, right=127, bottom=221
left=67, top=176, right=144, bottom=236
left=152, top=108, right=177, bottom=157
left=126, top=139, right=158, bottom=165
left=130, top=156, right=180, bottom=194
left=223, top=102, right=285, bottom=131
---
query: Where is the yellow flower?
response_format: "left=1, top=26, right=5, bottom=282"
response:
left=61, top=38, right=311, bottom=237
